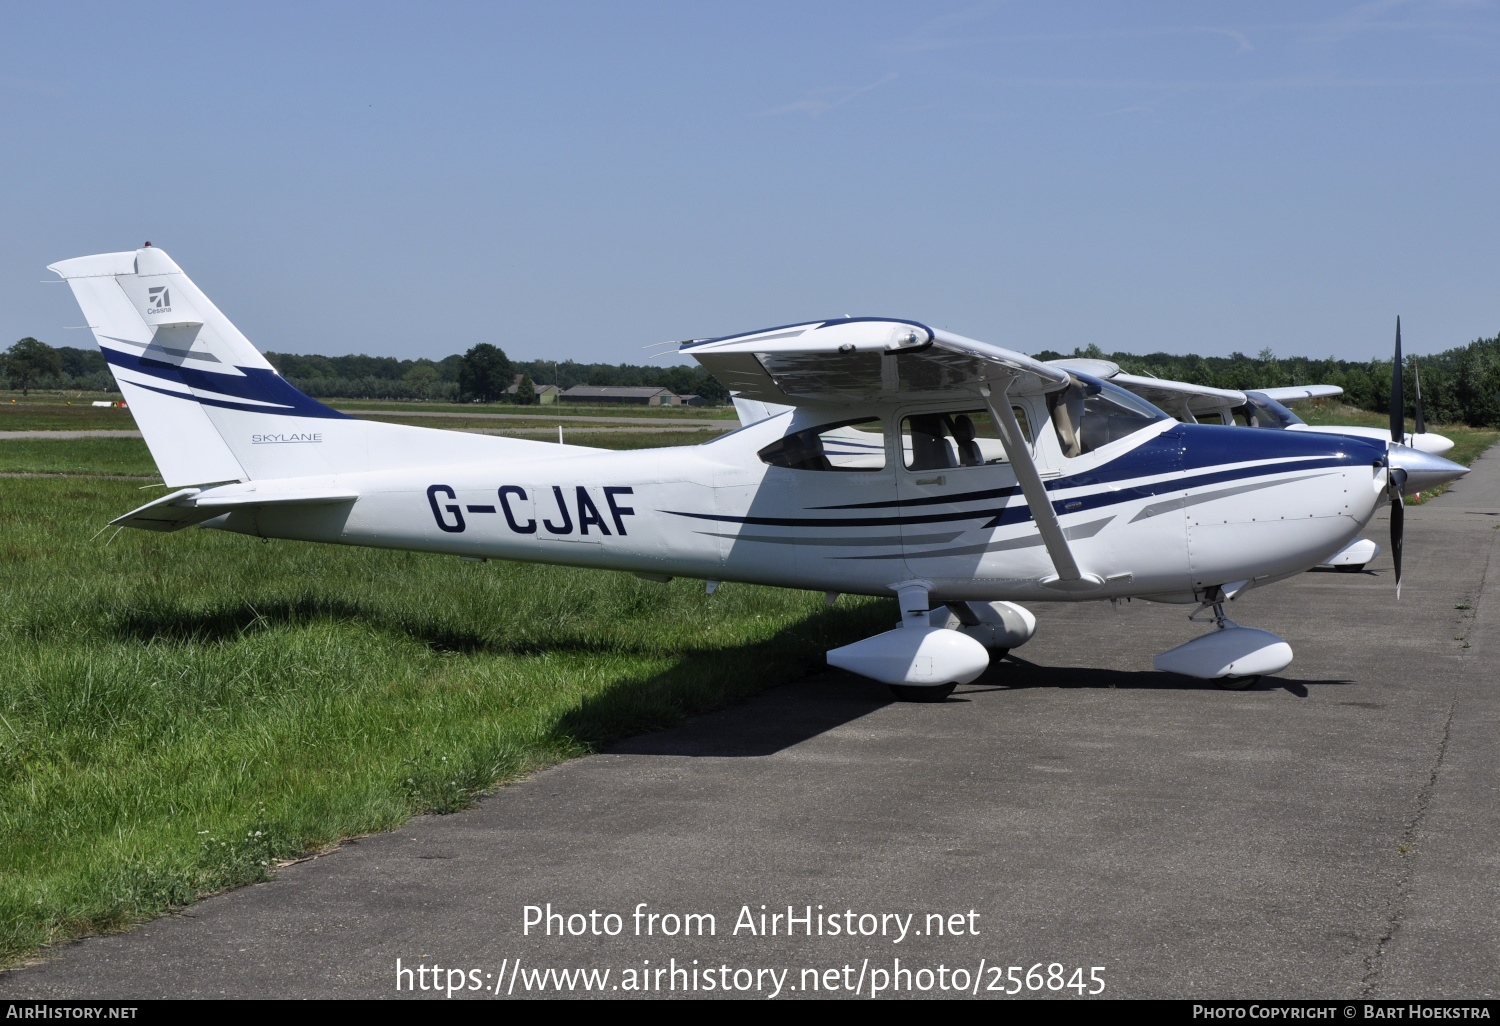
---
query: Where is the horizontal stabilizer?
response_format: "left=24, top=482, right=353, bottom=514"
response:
left=111, top=480, right=360, bottom=532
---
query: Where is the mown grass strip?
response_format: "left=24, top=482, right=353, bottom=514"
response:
left=0, top=438, right=161, bottom=478
left=0, top=402, right=138, bottom=432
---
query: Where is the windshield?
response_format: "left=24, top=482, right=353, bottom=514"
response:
left=1050, top=375, right=1170, bottom=457
left=1239, top=391, right=1306, bottom=429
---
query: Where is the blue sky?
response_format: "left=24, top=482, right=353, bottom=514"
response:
left=3, top=1, right=1497, bottom=366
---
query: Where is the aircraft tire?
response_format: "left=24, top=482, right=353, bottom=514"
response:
left=989, top=647, right=1010, bottom=660
left=1334, top=564, right=1366, bottom=573
left=889, top=682, right=958, bottom=703
left=1214, top=674, right=1262, bottom=691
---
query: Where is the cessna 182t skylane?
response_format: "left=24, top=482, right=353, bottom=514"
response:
left=52, top=246, right=1467, bottom=699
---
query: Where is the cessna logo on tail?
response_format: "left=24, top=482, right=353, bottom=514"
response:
left=147, top=286, right=171, bottom=312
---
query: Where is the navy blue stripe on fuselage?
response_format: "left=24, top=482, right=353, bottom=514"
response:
left=662, top=455, right=1356, bottom=531
left=814, top=484, right=1018, bottom=510
left=810, top=424, right=1379, bottom=511
left=996, top=456, right=1350, bottom=528
left=104, top=346, right=350, bottom=420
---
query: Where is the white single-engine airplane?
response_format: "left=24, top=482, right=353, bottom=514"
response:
left=51, top=246, right=1467, bottom=699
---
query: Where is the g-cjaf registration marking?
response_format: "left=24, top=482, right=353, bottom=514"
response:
left=427, top=485, right=635, bottom=536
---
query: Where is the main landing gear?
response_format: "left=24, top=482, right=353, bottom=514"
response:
left=825, top=581, right=1037, bottom=702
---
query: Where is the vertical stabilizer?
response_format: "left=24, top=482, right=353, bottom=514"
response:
left=48, top=247, right=267, bottom=486
left=49, top=246, right=585, bottom=486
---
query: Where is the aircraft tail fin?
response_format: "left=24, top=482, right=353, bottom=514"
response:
left=47, top=247, right=288, bottom=485
left=49, top=246, right=557, bottom=487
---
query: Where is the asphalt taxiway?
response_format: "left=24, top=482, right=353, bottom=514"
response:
left=5, top=447, right=1498, bottom=999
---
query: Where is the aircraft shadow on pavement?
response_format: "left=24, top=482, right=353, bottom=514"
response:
left=590, top=670, right=894, bottom=759
left=604, top=655, right=1358, bottom=761
left=980, top=654, right=1355, bottom=698
left=1305, top=565, right=1383, bottom=577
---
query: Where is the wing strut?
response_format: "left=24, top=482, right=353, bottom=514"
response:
left=981, top=380, right=1102, bottom=592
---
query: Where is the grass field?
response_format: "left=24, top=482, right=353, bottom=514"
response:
left=0, top=438, right=160, bottom=478
left=1, top=402, right=888, bottom=966
left=0, top=469, right=893, bottom=966
left=2, top=395, right=137, bottom=432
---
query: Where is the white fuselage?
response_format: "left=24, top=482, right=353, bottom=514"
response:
left=205, top=409, right=1388, bottom=605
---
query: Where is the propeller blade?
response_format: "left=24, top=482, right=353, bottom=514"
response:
left=1386, top=460, right=1407, bottom=601
left=1391, top=491, right=1404, bottom=601
left=1390, top=317, right=1404, bottom=444
left=1413, top=358, right=1426, bottom=435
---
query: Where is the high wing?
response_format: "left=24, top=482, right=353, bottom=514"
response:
left=1045, top=358, right=1245, bottom=419
left=687, top=320, right=1096, bottom=589
left=1045, top=357, right=1120, bottom=379
left=1109, top=374, right=1245, bottom=419
left=684, top=318, right=1070, bottom=406
left=1256, top=384, right=1343, bottom=405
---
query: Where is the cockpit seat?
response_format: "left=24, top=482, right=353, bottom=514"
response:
left=951, top=415, right=984, bottom=467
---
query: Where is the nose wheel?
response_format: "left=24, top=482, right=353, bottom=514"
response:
left=1153, top=595, right=1294, bottom=685
left=1214, top=674, right=1262, bottom=691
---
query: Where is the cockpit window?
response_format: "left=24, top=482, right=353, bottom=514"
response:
left=758, top=418, right=886, bottom=471
left=1050, top=376, right=1169, bottom=458
left=900, top=407, right=1031, bottom=470
left=1237, top=391, right=1306, bottom=429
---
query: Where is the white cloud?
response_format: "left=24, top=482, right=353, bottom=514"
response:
left=755, top=72, right=898, bottom=118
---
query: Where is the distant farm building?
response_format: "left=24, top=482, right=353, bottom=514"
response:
left=505, top=375, right=560, bottom=404
left=558, top=385, right=684, bottom=406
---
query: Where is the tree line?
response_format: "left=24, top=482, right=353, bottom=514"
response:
left=7, top=331, right=1500, bottom=423
left=0, top=340, right=113, bottom=394
left=264, top=344, right=732, bottom=404
left=0, top=339, right=732, bottom=405
left=1035, top=331, right=1500, bottom=427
